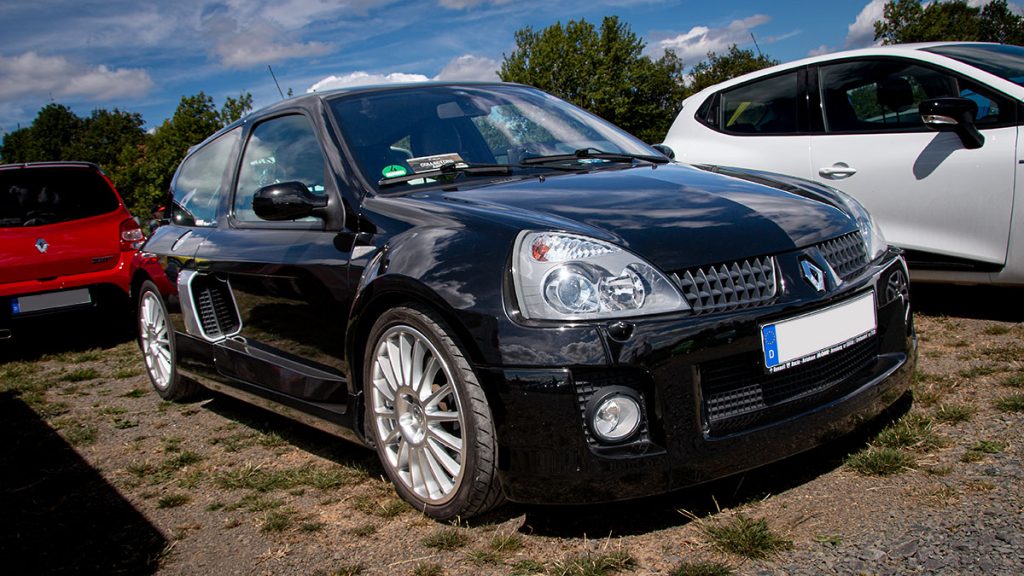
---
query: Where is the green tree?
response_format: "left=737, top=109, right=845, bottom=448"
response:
left=499, top=16, right=686, bottom=143
left=0, top=103, right=83, bottom=162
left=875, top=0, right=1024, bottom=44
left=688, top=45, right=779, bottom=95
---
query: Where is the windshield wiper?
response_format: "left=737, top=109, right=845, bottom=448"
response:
left=520, top=147, right=669, bottom=166
left=378, top=162, right=513, bottom=187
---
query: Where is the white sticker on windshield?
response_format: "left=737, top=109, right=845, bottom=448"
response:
left=406, top=153, right=467, bottom=173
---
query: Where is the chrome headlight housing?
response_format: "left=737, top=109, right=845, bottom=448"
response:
left=512, top=231, right=688, bottom=320
left=832, top=189, right=887, bottom=261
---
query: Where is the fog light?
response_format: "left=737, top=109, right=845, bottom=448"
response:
left=586, top=387, right=643, bottom=443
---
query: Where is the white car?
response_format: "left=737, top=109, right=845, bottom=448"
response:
left=663, top=42, right=1024, bottom=285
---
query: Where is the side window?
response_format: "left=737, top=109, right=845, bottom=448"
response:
left=233, top=115, right=327, bottom=222
left=719, top=72, right=800, bottom=135
left=170, top=128, right=240, bottom=227
left=819, top=59, right=1011, bottom=134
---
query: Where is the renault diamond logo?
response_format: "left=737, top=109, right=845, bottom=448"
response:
left=35, top=238, right=49, bottom=254
left=801, top=260, right=826, bottom=292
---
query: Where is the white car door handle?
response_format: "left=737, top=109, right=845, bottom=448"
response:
left=819, top=164, right=858, bottom=179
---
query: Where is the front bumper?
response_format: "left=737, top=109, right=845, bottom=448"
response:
left=480, top=250, right=916, bottom=504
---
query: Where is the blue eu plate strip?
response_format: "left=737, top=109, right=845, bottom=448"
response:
left=762, top=324, right=779, bottom=368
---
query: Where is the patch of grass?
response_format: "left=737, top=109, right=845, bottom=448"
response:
left=261, top=509, right=296, bottom=532
left=982, top=344, right=1024, bottom=362
left=54, top=417, right=98, bottom=446
left=550, top=550, right=635, bottom=576
left=226, top=493, right=284, bottom=512
left=961, top=451, right=984, bottom=463
left=970, top=440, right=1006, bottom=454
left=258, top=431, right=288, bottom=447
left=112, top=417, right=139, bottom=429
left=60, top=368, right=101, bottom=382
left=330, top=564, right=366, bottom=576
left=983, top=324, right=1012, bottom=336
left=510, top=559, right=546, bottom=576
left=814, top=534, right=842, bottom=546
left=490, top=531, right=525, bottom=553
left=1000, top=373, right=1024, bottom=388
left=205, top=502, right=226, bottom=512
left=98, top=406, right=127, bottom=415
left=157, top=493, right=190, bottom=509
left=412, top=563, right=443, bottom=576
left=178, top=469, right=204, bottom=489
left=669, top=561, right=734, bottom=576
left=112, top=367, right=142, bottom=379
left=934, top=403, right=975, bottom=425
left=214, top=462, right=366, bottom=492
left=466, top=550, right=502, bottom=565
left=349, top=523, right=378, bottom=537
left=351, top=493, right=410, bottom=518
left=164, top=450, right=202, bottom=470
left=163, top=436, right=183, bottom=452
left=846, top=446, right=914, bottom=476
left=873, top=413, right=945, bottom=452
left=422, top=526, right=469, bottom=550
left=703, top=515, right=792, bottom=560
left=994, top=394, right=1024, bottom=412
left=957, top=365, right=997, bottom=379
left=299, top=519, right=325, bottom=532
left=121, top=388, right=148, bottom=398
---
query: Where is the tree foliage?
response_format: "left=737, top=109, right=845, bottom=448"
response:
left=875, top=0, right=1024, bottom=44
left=0, top=92, right=252, bottom=215
left=688, top=45, right=779, bottom=95
left=499, top=16, right=687, bottom=143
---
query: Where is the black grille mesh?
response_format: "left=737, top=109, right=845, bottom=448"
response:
left=699, top=336, right=878, bottom=435
left=672, top=256, right=777, bottom=315
left=817, top=232, right=868, bottom=279
left=194, top=280, right=240, bottom=339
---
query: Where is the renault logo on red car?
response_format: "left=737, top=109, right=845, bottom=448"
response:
left=35, top=238, right=48, bottom=254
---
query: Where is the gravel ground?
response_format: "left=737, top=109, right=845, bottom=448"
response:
left=1, top=284, right=1022, bottom=576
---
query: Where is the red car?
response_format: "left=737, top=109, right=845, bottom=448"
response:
left=0, top=162, right=143, bottom=340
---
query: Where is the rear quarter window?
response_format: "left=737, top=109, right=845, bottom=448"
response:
left=0, top=167, right=120, bottom=227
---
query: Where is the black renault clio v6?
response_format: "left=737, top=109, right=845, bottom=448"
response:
left=134, top=82, right=915, bottom=520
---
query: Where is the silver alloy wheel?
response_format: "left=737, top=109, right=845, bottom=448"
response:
left=370, top=325, right=466, bottom=505
left=139, top=290, right=172, bottom=391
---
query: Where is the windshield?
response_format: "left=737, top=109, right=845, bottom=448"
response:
left=924, top=43, right=1024, bottom=87
left=328, top=84, right=658, bottom=191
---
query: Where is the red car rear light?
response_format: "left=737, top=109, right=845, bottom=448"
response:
left=120, top=218, right=145, bottom=251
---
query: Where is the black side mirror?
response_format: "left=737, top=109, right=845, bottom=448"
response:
left=651, top=143, right=675, bottom=160
left=919, top=97, right=984, bottom=150
left=252, top=181, right=328, bottom=221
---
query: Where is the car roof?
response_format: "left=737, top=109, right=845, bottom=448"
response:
left=0, top=161, right=102, bottom=172
left=686, top=41, right=1013, bottom=98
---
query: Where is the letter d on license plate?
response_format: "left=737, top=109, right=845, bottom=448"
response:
left=761, top=291, right=876, bottom=373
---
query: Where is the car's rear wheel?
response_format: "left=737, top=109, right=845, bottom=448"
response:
left=137, top=280, right=198, bottom=401
left=364, top=305, right=504, bottom=520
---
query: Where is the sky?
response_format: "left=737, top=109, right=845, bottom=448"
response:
left=0, top=0, right=936, bottom=135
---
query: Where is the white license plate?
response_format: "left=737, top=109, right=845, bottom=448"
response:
left=761, top=291, right=876, bottom=373
left=11, top=289, right=92, bottom=315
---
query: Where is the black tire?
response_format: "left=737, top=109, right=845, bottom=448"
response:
left=363, top=305, right=504, bottom=520
left=137, top=280, right=199, bottom=401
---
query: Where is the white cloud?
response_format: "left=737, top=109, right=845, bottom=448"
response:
left=258, top=0, right=397, bottom=29
left=0, top=52, right=153, bottom=100
left=654, top=14, right=772, bottom=63
left=845, top=0, right=886, bottom=48
left=308, top=71, right=430, bottom=92
left=438, top=0, right=511, bottom=9
left=203, top=14, right=332, bottom=69
left=809, top=44, right=832, bottom=57
left=435, top=55, right=500, bottom=81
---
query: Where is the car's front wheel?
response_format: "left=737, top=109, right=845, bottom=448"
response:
left=137, top=280, right=198, bottom=401
left=364, top=305, right=504, bottom=520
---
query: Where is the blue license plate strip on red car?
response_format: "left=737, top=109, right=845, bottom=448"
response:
left=761, top=291, right=876, bottom=373
left=11, top=288, right=92, bottom=315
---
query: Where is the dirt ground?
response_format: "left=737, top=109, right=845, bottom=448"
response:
left=1, top=283, right=1022, bottom=576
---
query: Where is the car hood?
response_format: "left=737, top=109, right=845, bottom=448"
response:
left=437, top=163, right=856, bottom=272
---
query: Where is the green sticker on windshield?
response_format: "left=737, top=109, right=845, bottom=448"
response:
left=382, top=164, right=408, bottom=178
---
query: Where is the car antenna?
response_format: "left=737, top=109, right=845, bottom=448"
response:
left=750, top=32, right=763, bottom=57
left=268, top=65, right=285, bottom=100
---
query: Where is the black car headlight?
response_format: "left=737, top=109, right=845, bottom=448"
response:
left=512, top=231, right=688, bottom=320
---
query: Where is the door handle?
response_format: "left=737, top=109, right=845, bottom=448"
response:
left=819, top=163, right=857, bottom=179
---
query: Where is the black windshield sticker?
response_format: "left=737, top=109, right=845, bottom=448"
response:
left=406, top=153, right=466, bottom=173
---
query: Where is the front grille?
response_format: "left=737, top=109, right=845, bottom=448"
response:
left=192, top=278, right=240, bottom=339
left=699, top=336, right=878, bottom=435
left=672, top=256, right=777, bottom=315
left=817, top=232, right=867, bottom=279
